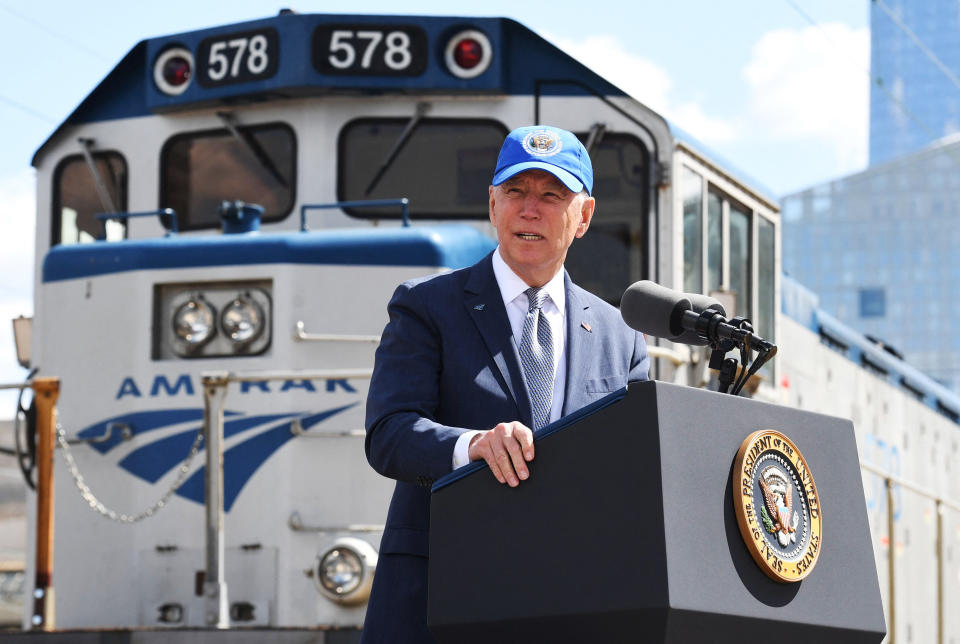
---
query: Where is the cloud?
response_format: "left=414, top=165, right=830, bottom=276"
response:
left=0, top=170, right=35, bottom=416
left=742, top=23, right=870, bottom=175
left=543, top=32, right=738, bottom=145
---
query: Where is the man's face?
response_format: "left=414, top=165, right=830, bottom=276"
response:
left=488, top=169, right=595, bottom=287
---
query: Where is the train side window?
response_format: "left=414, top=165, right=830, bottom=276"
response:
left=682, top=166, right=703, bottom=294
left=757, top=216, right=775, bottom=343
left=565, top=132, right=649, bottom=305
left=729, top=201, right=752, bottom=320
left=160, top=122, right=296, bottom=231
left=703, top=187, right=755, bottom=318
left=52, top=152, right=127, bottom=246
left=337, top=118, right=507, bottom=219
left=707, top=189, right=723, bottom=294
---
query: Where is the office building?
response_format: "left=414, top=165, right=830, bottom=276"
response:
left=782, top=135, right=960, bottom=393
left=870, top=0, right=960, bottom=165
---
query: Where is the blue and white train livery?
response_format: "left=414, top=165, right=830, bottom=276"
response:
left=19, top=11, right=959, bottom=641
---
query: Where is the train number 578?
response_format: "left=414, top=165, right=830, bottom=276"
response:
left=197, top=28, right=279, bottom=87
left=313, top=24, right=427, bottom=77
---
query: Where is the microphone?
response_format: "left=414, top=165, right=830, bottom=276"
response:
left=620, top=281, right=771, bottom=350
left=680, top=291, right=728, bottom=346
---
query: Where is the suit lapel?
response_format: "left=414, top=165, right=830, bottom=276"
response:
left=463, top=254, right=532, bottom=426
left=562, top=274, right=598, bottom=416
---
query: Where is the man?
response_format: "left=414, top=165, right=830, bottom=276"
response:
left=361, top=125, right=649, bottom=643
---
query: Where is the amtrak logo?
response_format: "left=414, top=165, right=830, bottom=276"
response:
left=522, top=130, right=562, bottom=157
left=76, top=404, right=357, bottom=512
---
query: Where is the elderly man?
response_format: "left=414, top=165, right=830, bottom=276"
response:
left=361, top=125, right=650, bottom=643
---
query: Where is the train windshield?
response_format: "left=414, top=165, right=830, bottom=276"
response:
left=160, top=121, right=296, bottom=230
left=53, top=152, right=127, bottom=246
left=565, top=132, right=649, bottom=305
left=337, top=118, right=505, bottom=219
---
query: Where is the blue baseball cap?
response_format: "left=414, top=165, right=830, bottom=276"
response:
left=492, top=125, right=593, bottom=195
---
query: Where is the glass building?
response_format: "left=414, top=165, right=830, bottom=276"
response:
left=782, top=135, right=960, bottom=393
left=870, top=0, right=960, bottom=165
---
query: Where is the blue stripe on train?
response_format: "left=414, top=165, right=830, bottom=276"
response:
left=42, top=225, right=496, bottom=282
left=118, top=412, right=295, bottom=483
left=76, top=404, right=357, bottom=512
left=174, top=404, right=357, bottom=511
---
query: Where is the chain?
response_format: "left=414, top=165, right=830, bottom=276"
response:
left=55, top=410, right=205, bottom=523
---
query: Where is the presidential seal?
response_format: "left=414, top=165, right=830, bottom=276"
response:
left=522, top=129, right=562, bottom=157
left=732, top=430, right=822, bottom=583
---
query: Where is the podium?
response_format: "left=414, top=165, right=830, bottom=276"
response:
left=428, top=381, right=886, bottom=643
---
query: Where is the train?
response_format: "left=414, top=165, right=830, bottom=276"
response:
left=10, top=10, right=960, bottom=642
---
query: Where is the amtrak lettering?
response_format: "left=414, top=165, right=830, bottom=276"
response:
left=115, top=374, right=358, bottom=399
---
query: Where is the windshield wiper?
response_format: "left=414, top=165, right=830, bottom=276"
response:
left=584, top=122, right=607, bottom=155
left=77, top=137, right=118, bottom=214
left=217, top=111, right=288, bottom=188
left=364, top=102, right=431, bottom=196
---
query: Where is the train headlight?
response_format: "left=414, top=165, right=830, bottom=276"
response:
left=444, top=29, right=492, bottom=79
left=172, top=297, right=216, bottom=347
left=158, top=282, right=271, bottom=359
left=220, top=295, right=265, bottom=347
left=314, top=537, right=378, bottom=605
left=154, top=46, right=194, bottom=96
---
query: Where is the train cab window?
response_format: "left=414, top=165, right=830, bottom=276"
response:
left=564, top=132, right=649, bottom=305
left=690, top=183, right=774, bottom=327
left=52, top=152, right=127, bottom=246
left=707, top=189, right=723, bottom=293
left=729, top=201, right=752, bottom=320
left=757, top=216, right=776, bottom=343
left=682, top=167, right=703, bottom=294
left=160, top=123, right=295, bottom=230
left=685, top=177, right=777, bottom=382
left=337, top=118, right=506, bottom=219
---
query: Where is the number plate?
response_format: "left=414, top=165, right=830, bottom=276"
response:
left=312, top=25, right=427, bottom=76
left=197, top=28, right=279, bottom=87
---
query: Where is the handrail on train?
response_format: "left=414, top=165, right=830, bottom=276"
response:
left=199, top=368, right=373, bottom=628
left=860, top=461, right=958, bottom=644
left=300, top=198, right=410, bottom=231
left=96, top=209, right=179, bottom=236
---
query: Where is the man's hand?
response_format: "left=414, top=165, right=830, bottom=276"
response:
left=467, top=421, right=535, bottom=487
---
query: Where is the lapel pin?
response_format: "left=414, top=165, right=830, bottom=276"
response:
left=474, top=304, right=485, bottom=311
left=581, top=321, right=592, bottom=332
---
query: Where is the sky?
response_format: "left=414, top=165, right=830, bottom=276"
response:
left=0, top=0, right=871, bottom=413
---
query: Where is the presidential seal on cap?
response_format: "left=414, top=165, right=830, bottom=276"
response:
left=732, top=429, right=822, bottom=583
left=492, top=125, right=593, bottom=195
left=523, top=129, right=563, bottom=156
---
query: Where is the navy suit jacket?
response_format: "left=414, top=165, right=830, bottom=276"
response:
left=362, top=252, right=648, bottom=640
left=365, top=251, right=649, bottom=552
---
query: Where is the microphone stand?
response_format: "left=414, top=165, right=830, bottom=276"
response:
left=692, top=312, right=778, bottom=396
left=707, top=316, right=750, bottom=395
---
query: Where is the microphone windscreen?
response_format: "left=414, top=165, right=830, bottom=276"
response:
left=668, top=291, right=726, bottom=346
left=620, top=281, right=691, bottom=339
left=687, top=292, right=726, bottom=317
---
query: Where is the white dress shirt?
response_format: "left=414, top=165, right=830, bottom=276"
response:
left=452, top=247, right=567, bottom=468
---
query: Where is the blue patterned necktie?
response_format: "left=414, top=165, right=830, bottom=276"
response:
left=518, top=287, right=555, bottom=430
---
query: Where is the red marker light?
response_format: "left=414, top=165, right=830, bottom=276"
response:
left=453, top=38, right=483, bottom=70
left=163, top=56, right=192, bottom=87
left=154, top=46, right=194, bottom=96
left=444, top=29, right=492, bottom=79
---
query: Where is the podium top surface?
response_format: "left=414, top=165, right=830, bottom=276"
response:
left=431, top=384, right=630, bottom=493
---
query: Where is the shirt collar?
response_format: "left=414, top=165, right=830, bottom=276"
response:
left=492, top=247, right=566, bottom=314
